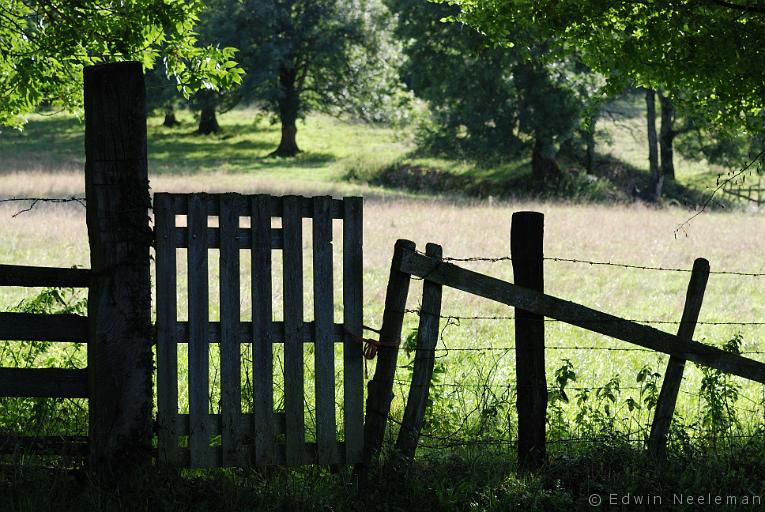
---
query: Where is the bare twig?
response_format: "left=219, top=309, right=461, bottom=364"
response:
left=674, top=147, right=765, bottom=237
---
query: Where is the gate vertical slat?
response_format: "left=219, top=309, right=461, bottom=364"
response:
left=282, top=196, right=306, bottom=465
left=155, top=193, right=179, bottom=465
left=342, top=197, right=364, bottom=463
left=252, top=195, right=275, bottom=465
left=313, top=196, right=336, bottom=464
left=219, top=193, right=243, bottom=465
left=188, top=193, right=211, bottom=467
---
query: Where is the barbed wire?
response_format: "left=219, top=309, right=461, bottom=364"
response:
left=400, top=343, right=765, bottom=355
left=401, top=308, right=765, bottom=327
left=427, top=248, right=765, bottom=277
left=417, top=432, right=765, bottom=450
left=0, top=197, right=86, bottom=217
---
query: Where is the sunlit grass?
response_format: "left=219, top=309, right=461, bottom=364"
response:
left=1, top=109, right=764, bottom=447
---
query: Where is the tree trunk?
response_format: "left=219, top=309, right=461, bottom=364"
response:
left=645, top=89, right=662, bottom=201
left=271, top=67, right=301, bottom=157
left=583, top=115, right=596, bottom=174
left=162, top=106, right=178, bottom=128
left=531, top=136, right=560, bottom=181
left=659, top=92, right=676, bottom=181
left=197, top=106, right=220, bottom=135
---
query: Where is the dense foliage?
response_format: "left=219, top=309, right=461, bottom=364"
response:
left=187, top=0, right=402, bottom=154
left=0, top=0, right=242, bottom=127
left=386, top=0, right=601, bottom=178
left=450, top=0, right=765, bottom=134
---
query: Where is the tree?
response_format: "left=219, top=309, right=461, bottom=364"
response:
left=197, top=0, right=391, bottom=156
left=0, top=0, right=242, bottom=128
left=145, top=68, right=184, bottom=128
left=387, top=0, right=594, bottom=179
left=449, top=1, right=765, bottom=134
left=645, top=89, right=662, bottom=200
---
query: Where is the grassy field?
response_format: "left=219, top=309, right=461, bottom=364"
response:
left=2, top=109, right=765, bottom=509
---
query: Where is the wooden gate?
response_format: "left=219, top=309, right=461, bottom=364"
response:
left=153, top=193, right=364, bottom=467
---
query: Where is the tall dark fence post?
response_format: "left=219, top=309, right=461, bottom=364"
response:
left=511, top=211, right=547, bottom=470
left=84, top=62, right=153, bottom=476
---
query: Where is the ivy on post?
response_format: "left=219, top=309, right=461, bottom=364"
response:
left=84, top=62, right=153, bottom=478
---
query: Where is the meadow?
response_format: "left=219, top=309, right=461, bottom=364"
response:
left=2, top=108, right=765, bottom=509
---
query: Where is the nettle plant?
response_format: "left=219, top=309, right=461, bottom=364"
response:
left=548, top=359, right=663, bottom=443
left=698, top=335, right=743, bottom=444
left=0, top=288, right=88, bottom=436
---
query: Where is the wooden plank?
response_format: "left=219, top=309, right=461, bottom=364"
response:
left=398, top=249, right=765, bottom=384
left=219, top=193, right=243, bottom=465
left=0, top=436, right=88, bottom=456
left=511, top=212, right=547, bottom=470
left=362, top=239, right=416, bottom=469
left=175, top=412, right=285, bottom=437
left=173, top=442, right=346, bottom=468
left=395, top=243, right=443, bottom=460
left=164, top=193, right=344, bottom=218
left=343, top=196, right=364, bottom=464
left=0, top=312, right=87, bottom=342
left=173, top=227, right=283, bottom=249
left=174, top=321, right=346, bottom=344
left=282, top=195, right=305, bottom=465
left=0, top=265, right=90, bottom=288
left=251, top=195, right=275, bottom=464
left=313, top=196, right=337, bottom=464
left=0, top=368, right=88, bottom=398
left=154, top=193, right=179, bottom=465
left=187, top=193, right=211, bottom=467
left=648, top=258, right=709, bottom=459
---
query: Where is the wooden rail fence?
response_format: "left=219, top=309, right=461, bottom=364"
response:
left=364, top=212, right=765, bottom=468
left=722, top=175, right=765, bottom=206
left=0, top=264, right=90, bottom=455
left=3, top=61, right=764, bottom=480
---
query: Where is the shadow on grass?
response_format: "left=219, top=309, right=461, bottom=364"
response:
left=1, top=116, right=338, bottom=175
left=147, top=121, right=339, bottom=174
left=345, top=147, right=733, bottom=209
left=0, top=116, right=84, bottom=172
left=3, top=439, right=765, bottom=511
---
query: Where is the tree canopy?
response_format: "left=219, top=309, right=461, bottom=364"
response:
left=450, top=0, right=765, bottom=133
left=387, top=0, right=597, bottom=178
left=0, top=0, right=242, bottom=127
left=193, top=0, right=398, bottom=155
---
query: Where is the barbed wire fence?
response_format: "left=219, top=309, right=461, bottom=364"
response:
left=2, top=196, right=765, bottom=456
left=381, top=252, right=765, bottom=455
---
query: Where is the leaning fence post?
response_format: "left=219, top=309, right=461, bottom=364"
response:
left=360, top=239, right=416, bottom=472
left=395, top=243, right=444, bottom=460
left=511, top=211, right=547, bottom=470
left=84, top=62, right=153, bottom=476
left=648, top=258, right=709, bottom=459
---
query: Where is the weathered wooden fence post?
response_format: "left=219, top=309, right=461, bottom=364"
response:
left=360, top=239, right=416, bottom=473
left=395, top=243, right=444, bottom=460
left=511, top=211, right=547, bottom=470
left=84, top=62, right=153, bottom=476
left=648, top=258, right=709, bottom=459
